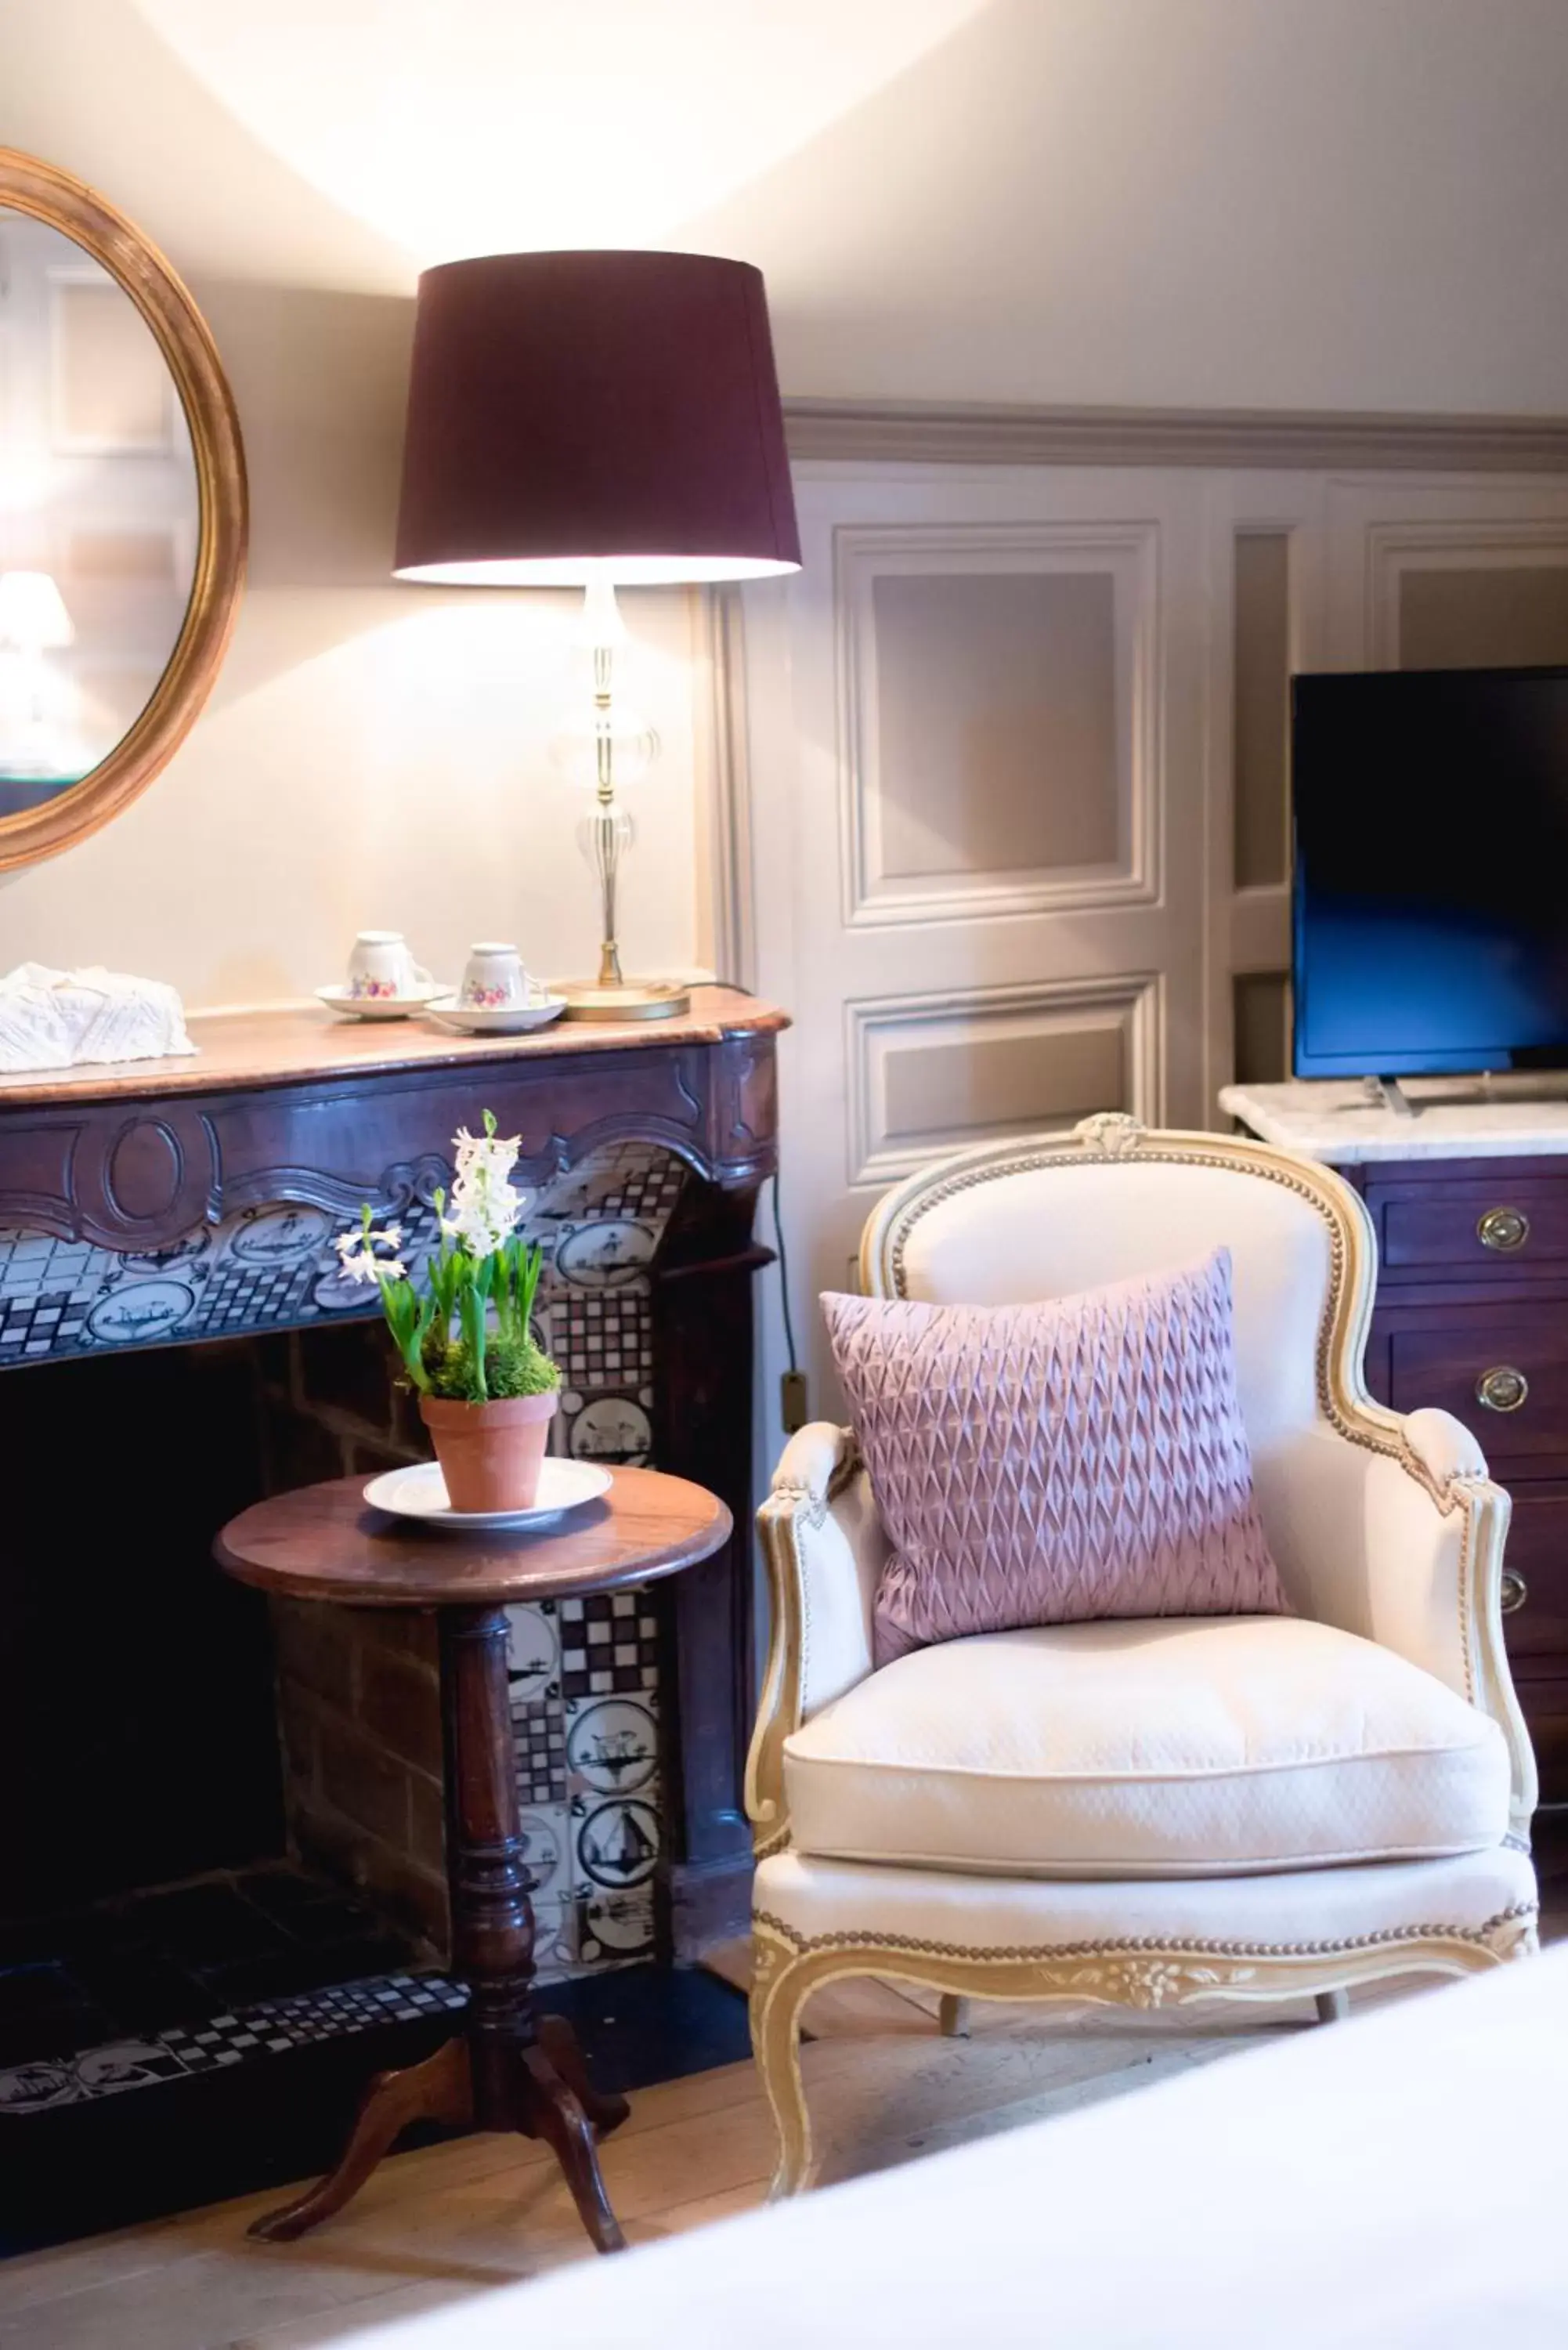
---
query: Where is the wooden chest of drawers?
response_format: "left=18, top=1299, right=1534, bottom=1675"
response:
left=1350, top=1153, right=1568, bottom=1801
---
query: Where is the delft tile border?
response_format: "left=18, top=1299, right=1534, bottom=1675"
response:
left=0, top=1141, right=685, bottom=1377
left=0, top=1972, right=471, bottom=2116
left=507, top=1598, right=663, bottom=1981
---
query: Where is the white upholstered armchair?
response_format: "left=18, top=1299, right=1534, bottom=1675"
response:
left=746, top=1117, right=1538, bottom=2195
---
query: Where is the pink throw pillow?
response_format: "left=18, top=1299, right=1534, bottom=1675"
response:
left=822, top=1250, right=1288, bottom=1666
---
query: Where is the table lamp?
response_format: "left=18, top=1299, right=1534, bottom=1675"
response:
left=394, top=250, right=801, bottom=1020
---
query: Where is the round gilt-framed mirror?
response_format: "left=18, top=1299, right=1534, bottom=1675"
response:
left=0, top=150, right=247, bottom=870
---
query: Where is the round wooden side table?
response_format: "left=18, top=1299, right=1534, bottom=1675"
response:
left=215, top=1465, right=732, bottom=2254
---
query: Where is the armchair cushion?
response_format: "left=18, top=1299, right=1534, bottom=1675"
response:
left=782, top=1615, right=1510, bottom=1878
left=822, top=1249, right=1286, bottom=1665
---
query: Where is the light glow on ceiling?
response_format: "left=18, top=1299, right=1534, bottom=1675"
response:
left=128, top=0, right=990, bottom=265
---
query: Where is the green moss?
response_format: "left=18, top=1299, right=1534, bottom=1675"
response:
left=427, top=1333, right=561, bottom=1404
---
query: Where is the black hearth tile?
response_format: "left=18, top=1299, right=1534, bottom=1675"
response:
left=269, top=1899, right=409, bottom=1953
left=199, top=1933, right=419, bottom=2008
left=533, top=1963, right=751, bottom=2098
left=64, top=1948, right=221, bottom=2037
left=228, top=1867, right=330, bottom=1928
left=321, top=1932, right=432, bottom=1979
left=0, top=1912, right=121, bottom=1971
left=27, top=1902, right=158, bottom=1966
left=0, top=1998, right=117, bottom=2069
left=132, top=1883, right=290, bottom=1969
left=0, top=2004, right=464, bottom=2256
left=0, top=1962, right=76, bottom=2022
left=0, top=1923, right=56, bottom=1971
left=294, top=1905, right=397, bottom=1952
left=235, top=1870, right=392, bottom=1948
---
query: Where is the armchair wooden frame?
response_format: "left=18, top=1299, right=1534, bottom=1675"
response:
left=746, top=1118, right=1539, bottom=2197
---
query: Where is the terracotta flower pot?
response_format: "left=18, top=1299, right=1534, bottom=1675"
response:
left=420, top=1390, right=559, bottom=1513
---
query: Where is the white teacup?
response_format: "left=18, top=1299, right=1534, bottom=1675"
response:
left=348, top=930, right=432, bottom=1000
left=460, top=942, right=537, bottom=1010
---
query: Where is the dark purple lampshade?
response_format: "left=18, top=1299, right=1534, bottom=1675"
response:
left=393, top=250, right=800, bottom=588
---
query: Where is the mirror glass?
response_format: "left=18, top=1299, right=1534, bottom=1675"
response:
left=0, top=208, right=198, bottom=819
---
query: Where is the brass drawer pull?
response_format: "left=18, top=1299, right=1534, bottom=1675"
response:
left=1501, top=1568, right=1529, bottom=1615
left=1478, top=1206, right=1530, bottom=1253
left=1476, top=1364, right=1529, bottom=1413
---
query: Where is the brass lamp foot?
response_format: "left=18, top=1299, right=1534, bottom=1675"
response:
left=558, top=980, right=691, bottom=1021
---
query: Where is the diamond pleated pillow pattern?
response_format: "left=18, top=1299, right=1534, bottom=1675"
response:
left=822, top=1249, right=1289, bottom=1667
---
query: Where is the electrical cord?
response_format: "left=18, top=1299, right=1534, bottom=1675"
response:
left=771, top=1170, right=799, bottom=1377
left=715, top=975, right=803, bottom=1399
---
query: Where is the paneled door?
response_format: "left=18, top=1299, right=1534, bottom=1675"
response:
left=1324, top=477, right=1568, bottom=672
left=740, top=462, right=1212, bottom=1427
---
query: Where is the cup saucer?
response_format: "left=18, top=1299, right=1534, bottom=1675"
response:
left=425, top=993, right=567, bottom=1035
left=315, top=982, right=450, bottom=1021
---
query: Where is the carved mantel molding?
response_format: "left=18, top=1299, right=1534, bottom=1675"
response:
left=0, top=989, right=785, bottom=1248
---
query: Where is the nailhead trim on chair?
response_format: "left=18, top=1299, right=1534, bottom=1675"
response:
left=752, top=1900, right=1539, bottom=1961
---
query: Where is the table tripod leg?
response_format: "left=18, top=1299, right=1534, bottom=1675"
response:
left=537, top=2012, right=630, bottom=2135
left=442, top=1604, right=629, bottom=2253
left=518, top=2040, right=627, bottom=2253
left=248, top=2037, right=473, bottom=2243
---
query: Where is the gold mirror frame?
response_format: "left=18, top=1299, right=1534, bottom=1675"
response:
left=0, top=150, right=247, bottom=872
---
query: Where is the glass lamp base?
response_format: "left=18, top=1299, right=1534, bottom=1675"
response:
left=558, top=979, right=691, bottom=1023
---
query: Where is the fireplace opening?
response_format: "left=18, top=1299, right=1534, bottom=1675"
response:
left=0, top=1126, right=760, bottom=2243
left=0, top=1326, right=439, bottom=2099
left=5, top=1337, right=285, bottom=1914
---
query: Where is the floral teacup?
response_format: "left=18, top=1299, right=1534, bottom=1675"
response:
left=461, top=943, right=537, bottom=1010
left=348, top=931, right=432, bottom=1000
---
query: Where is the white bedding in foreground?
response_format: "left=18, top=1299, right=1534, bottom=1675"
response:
left=352, top=1947, right=1567, bottom=2350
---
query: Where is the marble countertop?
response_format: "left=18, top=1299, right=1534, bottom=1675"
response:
left=1219, top=1077, right=1568, bottom=1163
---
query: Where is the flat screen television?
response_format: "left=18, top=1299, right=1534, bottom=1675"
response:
left=1291, top=665, right=1568, bottom=1079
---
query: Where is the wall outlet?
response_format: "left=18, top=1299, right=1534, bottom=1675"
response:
left=781, top=1369, right=809, bottom=1434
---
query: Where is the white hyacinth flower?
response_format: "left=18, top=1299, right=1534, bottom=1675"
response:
left=444, top=1122, right=523, bottom=1260
left=336, top=1244, right=386, bottom=1284
left=334, top=1223, right=409, bottom=1284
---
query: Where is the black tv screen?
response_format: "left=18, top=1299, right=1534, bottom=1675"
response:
left=1291, top=666, right=1568, bottom=1079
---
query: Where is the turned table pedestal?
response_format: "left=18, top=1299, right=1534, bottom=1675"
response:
left=215, top=1466, right=732, bottom=2253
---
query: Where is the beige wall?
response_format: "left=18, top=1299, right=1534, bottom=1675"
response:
left=0, top=2, right=701, bottom=1009
left=692, top=0, right=1568, bottom=412
left=4, top=0, right=1567, bottom=1006
left=42, top=0, right=1568, bottom=416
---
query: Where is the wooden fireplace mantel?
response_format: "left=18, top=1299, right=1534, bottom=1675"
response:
left=0, top=986, right=786, bottom=1103
left=0, top=984, right=787, bottom=1954
left=0, top=986, right=786, bottom=1248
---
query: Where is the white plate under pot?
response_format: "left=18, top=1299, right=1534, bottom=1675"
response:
left=426, top=993, right=568, bottom=1036
left=363, top=1457, right=611, bottom=1531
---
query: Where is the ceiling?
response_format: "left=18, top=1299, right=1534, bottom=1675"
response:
left=2, top=0, right=1565, bottom=411
left=126, top=0, right=992, bottom=262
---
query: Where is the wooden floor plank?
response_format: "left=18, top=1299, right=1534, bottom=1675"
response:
left=704, top=1935, right=937, bottom=2032
left=0, top=1950, right=1519, bottom=2350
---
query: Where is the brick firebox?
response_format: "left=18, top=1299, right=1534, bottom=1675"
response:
left=258, top=1322, right=450, bottom=1950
